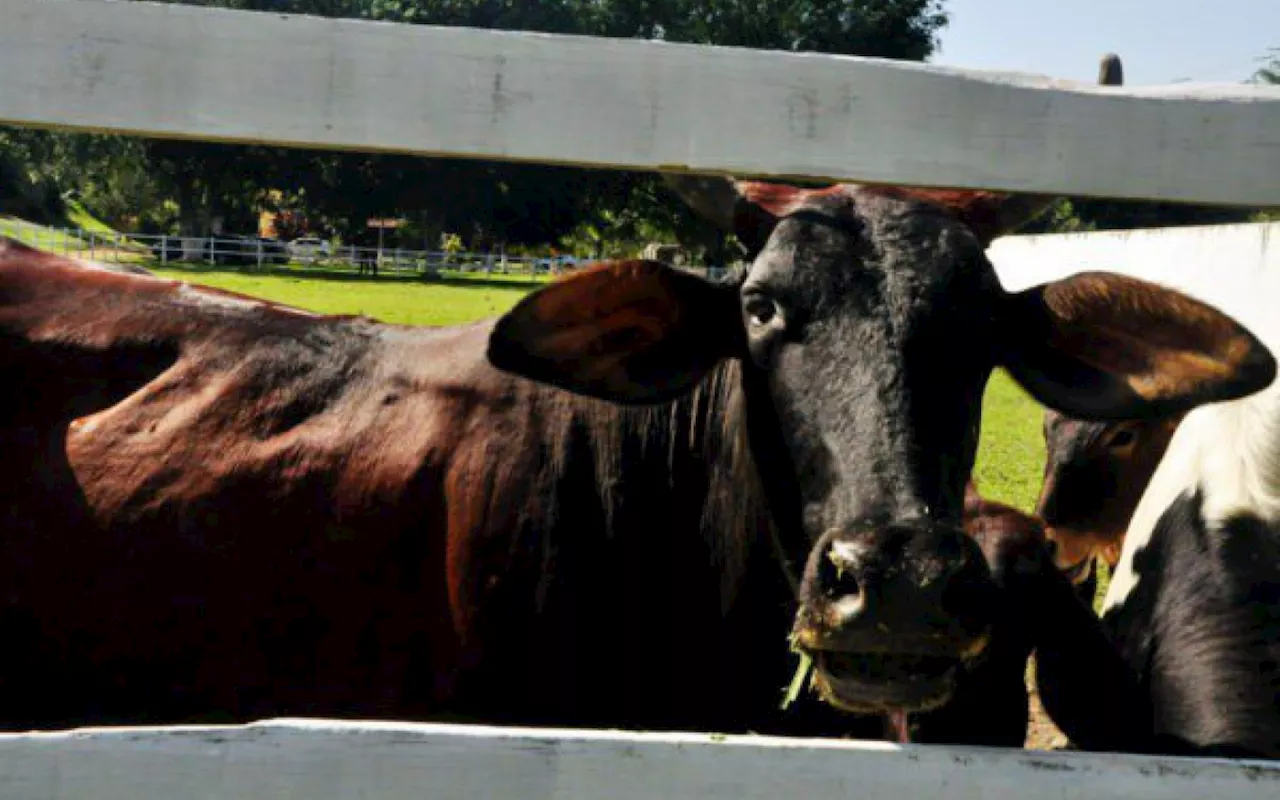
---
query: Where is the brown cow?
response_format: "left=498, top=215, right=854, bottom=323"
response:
left=0, top=171, right=1267, bottom=750
left=1036, top=411, right=1184, bottom=591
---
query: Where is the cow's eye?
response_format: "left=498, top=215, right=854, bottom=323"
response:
left=1107, top=429, right=1136, bottom=450
left=743, top=294, right=779, bottom=328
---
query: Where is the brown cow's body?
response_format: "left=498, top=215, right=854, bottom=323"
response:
left=1, top=242, right=780, bottom=731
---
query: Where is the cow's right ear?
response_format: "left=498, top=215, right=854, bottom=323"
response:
left=486, top=260, right=744, bottom=405
left=999, top=271, right=1276, bottom=420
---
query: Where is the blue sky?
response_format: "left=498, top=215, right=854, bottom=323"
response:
left=934, top=0, right=1278, bottom=85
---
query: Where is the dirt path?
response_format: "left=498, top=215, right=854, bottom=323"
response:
left=1025, top=657, right=1070, bottom=750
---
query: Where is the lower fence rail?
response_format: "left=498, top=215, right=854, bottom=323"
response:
left=0, top=719, right=1275, bottom=800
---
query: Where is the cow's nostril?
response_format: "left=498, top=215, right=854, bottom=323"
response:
left=827, top=540, right=864, bottom=572
left=821, top=540, right=864, bottom=598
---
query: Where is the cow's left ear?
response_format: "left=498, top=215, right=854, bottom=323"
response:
left=999, top=271, right=1276, bottom=420
left=487, top=260, right=744, bottom=404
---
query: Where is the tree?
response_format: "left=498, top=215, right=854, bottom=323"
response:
left=253, top=0, right=950, bottom=255
left=0, top=129, right=67, bottom=223
left=650, top=0, right=946, bottom=59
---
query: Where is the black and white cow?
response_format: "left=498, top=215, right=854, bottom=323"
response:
left=1098, top=383, right=1280, bottom=759
left=995, top=221, right=1280, bottom=760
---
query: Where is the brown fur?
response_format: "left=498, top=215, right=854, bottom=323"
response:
left=0, top=240, right=794, bottom=731
left=1037, top=410, right=1184, bottom=573
left=1038, top=273, right=1261, bottom=402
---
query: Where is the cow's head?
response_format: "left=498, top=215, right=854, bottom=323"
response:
left=1036, top=409, right=1184, bottom=581
left=485, top=177, right=1274, bottom=715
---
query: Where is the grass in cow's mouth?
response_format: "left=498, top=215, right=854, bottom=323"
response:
left=780, top=648, right=814, bottom=710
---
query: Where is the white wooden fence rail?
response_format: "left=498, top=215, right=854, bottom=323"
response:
left=1, top=718, right=1278, bottom=800
left=3, top=0, right=1280, bottom=205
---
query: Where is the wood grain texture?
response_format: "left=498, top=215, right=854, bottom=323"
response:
left=0, top=719, right=1276, bottom=799
left=3, top=0, right=1279, bottom=204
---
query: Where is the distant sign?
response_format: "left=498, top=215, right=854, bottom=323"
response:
left=366, top=218, right=403, bottom=229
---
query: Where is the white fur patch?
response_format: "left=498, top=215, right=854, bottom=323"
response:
left=1102, top=388, right=1280, bottom=613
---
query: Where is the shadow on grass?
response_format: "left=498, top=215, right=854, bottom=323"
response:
left=146, top=260, right=553, bottom=291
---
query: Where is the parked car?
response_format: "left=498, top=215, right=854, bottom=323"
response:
left=289, top=236, right=332, bottom=264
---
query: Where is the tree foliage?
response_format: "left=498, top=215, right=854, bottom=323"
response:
left=0, top=130, right=67, bottom=223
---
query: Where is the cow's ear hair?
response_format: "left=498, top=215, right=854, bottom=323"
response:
left=999, top=271, right=1276, bottom=420
left=487, top=260, right=744, bottom=405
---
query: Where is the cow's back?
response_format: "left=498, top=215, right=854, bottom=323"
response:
left=0, top=247, right=822, bottom=734
left=0, top=246, right=487, bottom=725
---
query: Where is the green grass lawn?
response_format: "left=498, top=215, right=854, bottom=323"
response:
left=151, top=264, right=548, bottom=327
left=975, top=370, right=1046, bottom=510
left=64, top=199, right=121, bottom=236
left=155, top=265, right=1048, bottom=510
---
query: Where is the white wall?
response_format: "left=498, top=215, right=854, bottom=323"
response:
left=990, top=222, right=1280, bottom=345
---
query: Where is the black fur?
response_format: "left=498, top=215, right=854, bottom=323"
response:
left=1101, top=491, right=1280, bottom=758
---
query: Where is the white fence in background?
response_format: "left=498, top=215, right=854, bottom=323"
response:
left=0, top=0, right=1278, bottom=797
left=1, top=225, right=590, bottom=277
left=991, top=221, right=1280, bottom=342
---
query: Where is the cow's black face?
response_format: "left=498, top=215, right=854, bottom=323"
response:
left=737, top=191, right=1003, bottom=713
left=486, top=175, right=1276, bottom=717
left=742, top=194, right=998, bottom=537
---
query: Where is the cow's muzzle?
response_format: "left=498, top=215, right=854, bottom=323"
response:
left=791, top=521, right=998, bottom=714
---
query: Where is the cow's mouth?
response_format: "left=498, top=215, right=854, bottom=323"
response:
left=807, top=650, right=961, bottom=714
left=794, top=628, right=991, bottom=715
